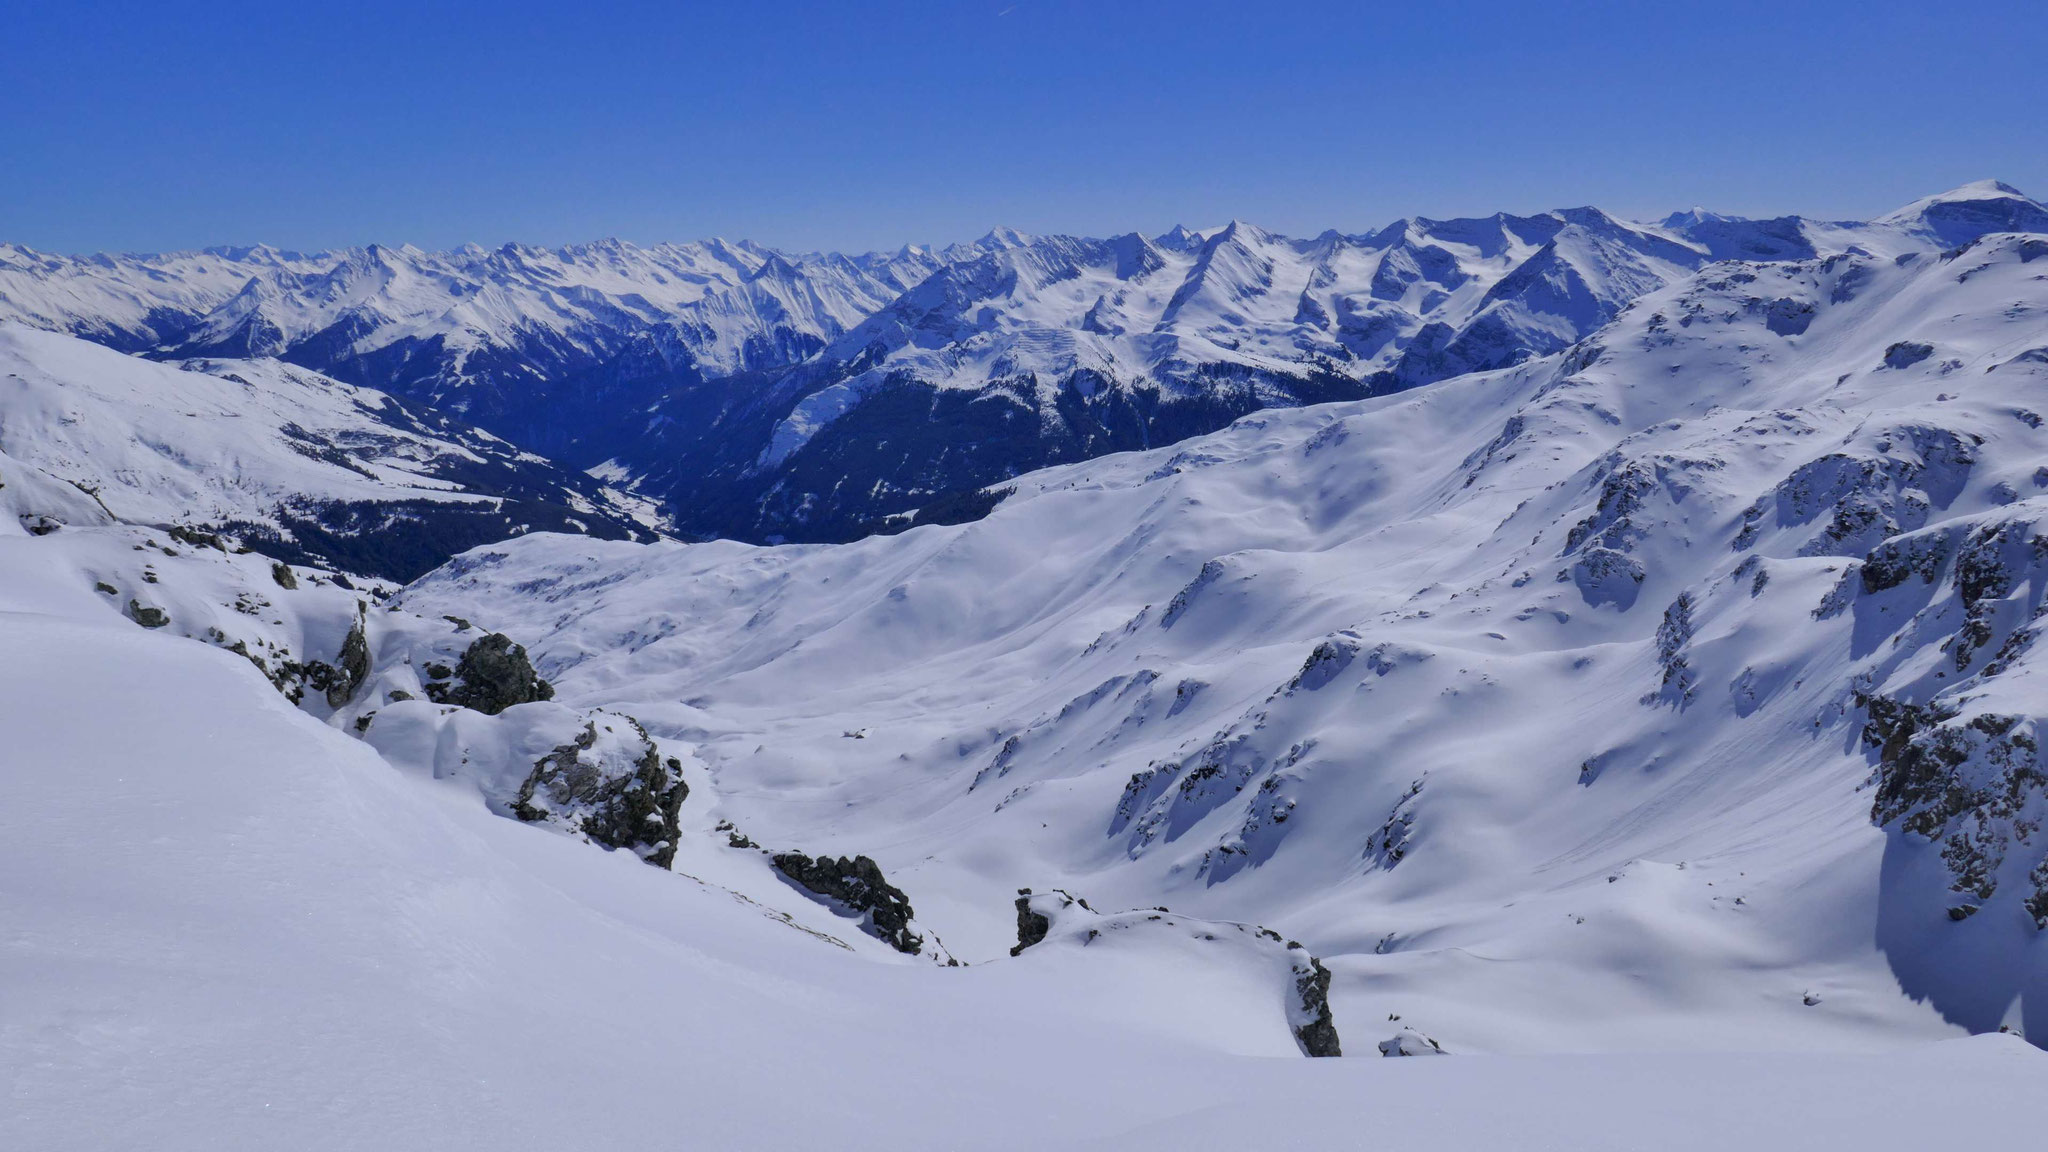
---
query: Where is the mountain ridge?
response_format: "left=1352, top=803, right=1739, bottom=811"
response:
left=3, top=181, right=2041, bottom=543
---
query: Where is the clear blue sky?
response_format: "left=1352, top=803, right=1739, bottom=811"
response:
left=7, top=0, right=2045, bottom=255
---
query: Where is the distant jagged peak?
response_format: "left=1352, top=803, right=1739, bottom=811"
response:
left=197, top=243, right=304, bottom=264
left=975, top=225, right=1035, bottom=250
left=744, top=250, right=806, bottom=284
left=1152, top=223, right=1214, bottom=253
left=1659, top=207, right=1746, bottom=229
left=1209, top=218, right=1282, bottom=247
left=1103, top=230, right=1168, bottom=280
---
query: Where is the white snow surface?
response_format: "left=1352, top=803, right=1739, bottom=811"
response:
left=403, top=231, right=2048, bottom=1053
left=12, top=182, right=2041, bottom=482
left=0, top=323, right=655, bottom=543
left=0, top=324, right=482, bottom=525
left=4, top=532, right=2043, bottom=1149
left=8, top=192, right=2048, bottom=1149
left=0, top=237, right=939, bottom=380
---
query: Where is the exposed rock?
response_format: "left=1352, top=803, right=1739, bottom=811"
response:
left=1292, top=955, right=1342, bottom=1057
left=1862, top=531, right=1953, bottom=593
left=772, top=851, right=922, bottom=954
left=1365, top=779, right=1423, bottom=869
left=1761, top=297, right=1816, bottom=336
left=1010, top=888, right=1094, bottom=956
left=1009, top=889, right=1340, bottom=1056
left=1291, top=635, right=1359, bottom=692
left=513, top=712, right=686, bottom=868
left=1013, top=889, right=1053, bottom=956
left=166, top=525, right=227, bottom=552
left=1377, top=1029, right=1447, bottom=1057
left=1862, top=694, right=2042, bottom=902
left=1161, top=559, right=1227, bottom=628
left=126, top=600, right=168, bottom=629
left=426, top=632, right=554, bottom=715
left=1570, top=546, right=1646, bottom=609
left=1883, top=340, right=1935, bottom=369
left=325, top=607, right=371, bottom=709
left=1647, top=591, right=1697, bottom=706
left=714, top=820, right=759, bottom=850
left=1735, top=428, right=1975, bottom=558
left=270, top=561, right=298, bottom=590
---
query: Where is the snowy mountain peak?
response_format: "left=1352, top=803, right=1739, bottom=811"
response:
left=7, top=183, right=2048, bottom=543
left=11, top=176, right=2048, bottom=1147
left=976, top=225, right=1036, bottom=250
left=1659, top=207, right=1741, bottom=229
left=1873, top=179, right=2048, bottom=247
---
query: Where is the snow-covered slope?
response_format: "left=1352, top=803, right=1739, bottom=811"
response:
left=0, top=324, right=658, bottom=578
left=14, top=183, right=2041, bottom=543
left=0, top=236, right=942, bottom=462
left=10, top=196, right=2048, bottom=1149
left=5, top=427, right=2044, bottom=1150
left=400, top=228, right=2048, bottom=1051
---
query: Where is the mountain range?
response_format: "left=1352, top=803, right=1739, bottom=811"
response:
left=6, top=179, right=2048, bottom=1148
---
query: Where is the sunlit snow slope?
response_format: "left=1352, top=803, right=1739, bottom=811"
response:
left=9, top=185, right=2048, bottom=1151
left=404, top=230, right=2048, bottom=1051
left=0, top=324, right=657, bottom=577
left=4, top=486, right=2043, bottom=1150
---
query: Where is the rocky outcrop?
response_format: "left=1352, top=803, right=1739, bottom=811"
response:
left=513, top=712, right=686, bottom=867
left=1377, top=1029, right=1446, bottom=1057
left=324, top=608, right=370, bottom=708
left=1011, top=888, right=1097, bottom=956
left=126, top=599, right=168, bottom=629
left=1013, top=890, right=1053, bottom=956
left=1733, top=427, right=1976, bottom=558
left=1883, top=340, right=1934, bottom=370
left=772, top=852, right=923, bottom=954
left=1290, top=635, right=1359, bottom=692
left=1291, top=956, right=1342, bottom=1057
left=1862, top=696, right=2042, bottom=904
left=1647, top=592, right=1696, bottom=707
left=1855, top=508, right=2048, bottom=922
left=427, top=632, right=554, bottom=715
left=1008, top=889, right=1341, bottom=1056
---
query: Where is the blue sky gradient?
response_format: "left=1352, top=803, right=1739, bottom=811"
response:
left=7, top=0, right=2045, bottom=254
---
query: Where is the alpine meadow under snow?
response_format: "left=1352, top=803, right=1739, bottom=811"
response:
left=5, top=180, right=2048, bottom=1149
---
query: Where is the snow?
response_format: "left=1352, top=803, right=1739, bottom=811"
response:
left=11, top=185, right=2043, bottom=544
left=2, top=604, right=2040, bottom=1150
left=7, top=186, right=2048, bottom=1148
left=401, top=229, right=2048, bottom=1054
left=0, top=323, right=655, bottom=559
left=0, top=324, right=484, bottom=525
left=0, top=233, right=945, bottom=380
